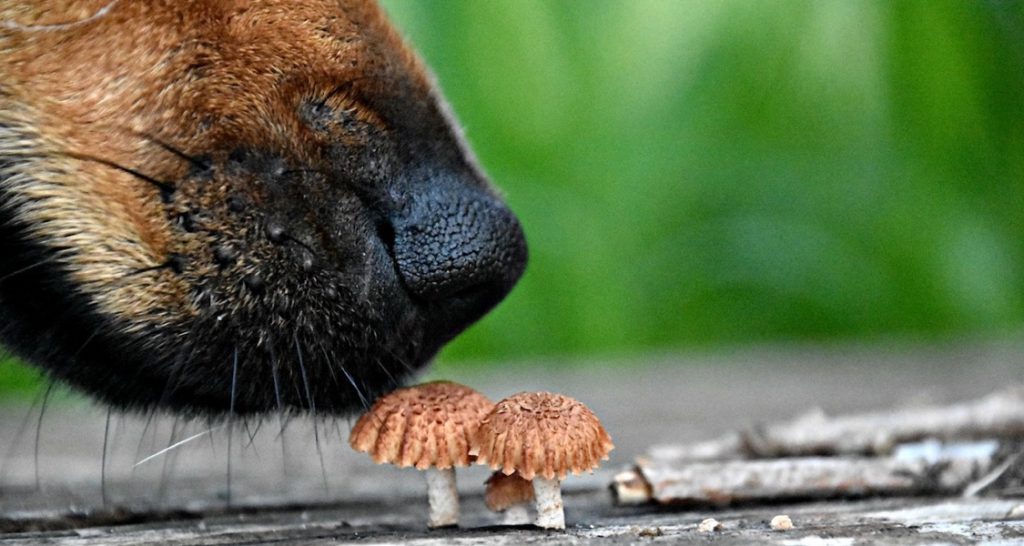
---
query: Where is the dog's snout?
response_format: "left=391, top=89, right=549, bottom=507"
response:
left=390, top=183, right=527, bottom=340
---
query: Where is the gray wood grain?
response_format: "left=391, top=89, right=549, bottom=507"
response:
left=2, top=339, right=1024, bottom=543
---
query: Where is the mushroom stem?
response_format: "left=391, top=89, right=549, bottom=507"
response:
left=533, top=477, right=565, bottom=529
left=425, top=468, right=459, bottom=528
left=503, top=503, right=531, bottom=525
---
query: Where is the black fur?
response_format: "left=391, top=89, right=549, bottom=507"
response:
left=0, top=88, right=527, bottom=416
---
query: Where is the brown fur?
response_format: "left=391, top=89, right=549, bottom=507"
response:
left=0, top=1, right=527, bottom=415
left=3, top=0, right=433, bottom=327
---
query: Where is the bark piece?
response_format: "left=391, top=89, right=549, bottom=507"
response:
left=745, top=387, right=1024, bottom=458
left=618, top=445, right=993, bottom=506
left=698, top=518, right=723, bottom=532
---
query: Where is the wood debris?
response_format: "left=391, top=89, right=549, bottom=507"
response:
left=615, top=387, right=1024, bottom=506
left=770, top=515, right=793, bottom=531
left=697, top=518, right=723, bottom=533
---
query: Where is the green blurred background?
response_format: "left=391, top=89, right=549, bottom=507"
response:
left=2, top=0, right=1024, bottom=394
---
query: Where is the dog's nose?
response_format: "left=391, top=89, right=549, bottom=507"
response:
left=390, top=179, right=527, bottom=342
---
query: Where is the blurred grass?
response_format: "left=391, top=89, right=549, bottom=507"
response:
left=378, top=0, right=1024, bottom=364
left=3, top=1, right=1024, bottom=393
left=0, top=354, right=43, bottom=399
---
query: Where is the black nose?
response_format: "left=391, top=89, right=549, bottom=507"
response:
left=390, top=180, right=527, bottom=342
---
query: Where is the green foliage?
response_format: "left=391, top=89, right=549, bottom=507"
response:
left=2, top=1, right=1023, bottom=394
left=0, top=354, right=43, bottom=398
left=379, top=0, right=1024, bottom=363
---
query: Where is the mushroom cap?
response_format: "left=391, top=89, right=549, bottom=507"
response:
left=470, top=391, right=614, bottom=480
left=349, top=381, right=493, bottom=470
left=484, top=471, right=535, bottom=511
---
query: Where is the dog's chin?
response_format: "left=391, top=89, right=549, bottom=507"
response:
left=81, top=250, right=479, bottom=416
left=13, top=278, right=435, bottom=417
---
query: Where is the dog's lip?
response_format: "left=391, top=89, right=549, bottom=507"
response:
left=362, top=232, right=452, bottom=364
left=358, top=214, right=439, bottom=355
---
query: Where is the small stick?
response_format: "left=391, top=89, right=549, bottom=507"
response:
left=618, top=450, right=990, bottom=506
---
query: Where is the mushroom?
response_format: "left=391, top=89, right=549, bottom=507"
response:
left=348, top=381, right=493, bottom=528
left=470, top=391, right=614, bottom=530
left=484, top=471, right=534, bottom=525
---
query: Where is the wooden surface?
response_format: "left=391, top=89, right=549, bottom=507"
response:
left=2, top=340, right=1024, bottom=544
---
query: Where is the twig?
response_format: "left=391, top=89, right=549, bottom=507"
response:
left=615, top=447, right=992, bottom=506
left=616, top=387, right=1024, bottom=506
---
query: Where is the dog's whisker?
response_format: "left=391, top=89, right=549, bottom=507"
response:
left=0, top=255, right=62, bottom=285
left=33, top=380, right=55, bottom=492
left=138, top=132, right=212, bottom=172
left=134, top=425, right=225, bottom=467
left=132, top=410, right=158, bottom=478
left=0, top=384, right=46, bottom=486
left=318, top=346, right=346, bottom=399
left=266, top=337, right=285, bottom=430
left=62, top=152, right=175, bottom=197
left=243, top=418, right=264, bottom=451
left=101, top=409, right=112, bottom=506
left=339, top=361, right=370, bottom=410
left=156, top=416, right=181, bottom=502
left=226, top=346, right=239, bottom=506
left=293, top=331, right=330, bottom=494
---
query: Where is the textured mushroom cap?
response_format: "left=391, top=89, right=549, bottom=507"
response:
left=349, top=381, right=493, bottom=470
left=484, top=471, right=535, bottom=511
left=470, top=391, right=614, bottom=480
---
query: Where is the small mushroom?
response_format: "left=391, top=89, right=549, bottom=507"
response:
left=349, top=381, right=493, bottom=528
left=484, top=471, right=535, bottom=525
left=470, top=391, right=614, bottom=530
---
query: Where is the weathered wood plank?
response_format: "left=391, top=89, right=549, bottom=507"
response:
left=3, top=494, right=1024, bottom=545
left=2, top=342, right=1024, bottom=543
left=614, top=387, right=1024, bottom=506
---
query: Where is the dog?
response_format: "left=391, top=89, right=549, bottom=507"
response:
left=0, top=0, right=527, bottom=417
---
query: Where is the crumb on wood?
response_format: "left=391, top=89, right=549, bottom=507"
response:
left=770, top=514, right=793, bottom=531
left=698, top=517, right=723, bottom=533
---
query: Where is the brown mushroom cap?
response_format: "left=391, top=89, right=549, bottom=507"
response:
left=470, top=391, right=614, bottom=480
left=484, top=471, right=535, bottom=511
left=349, top=381, right=493, bottom=469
